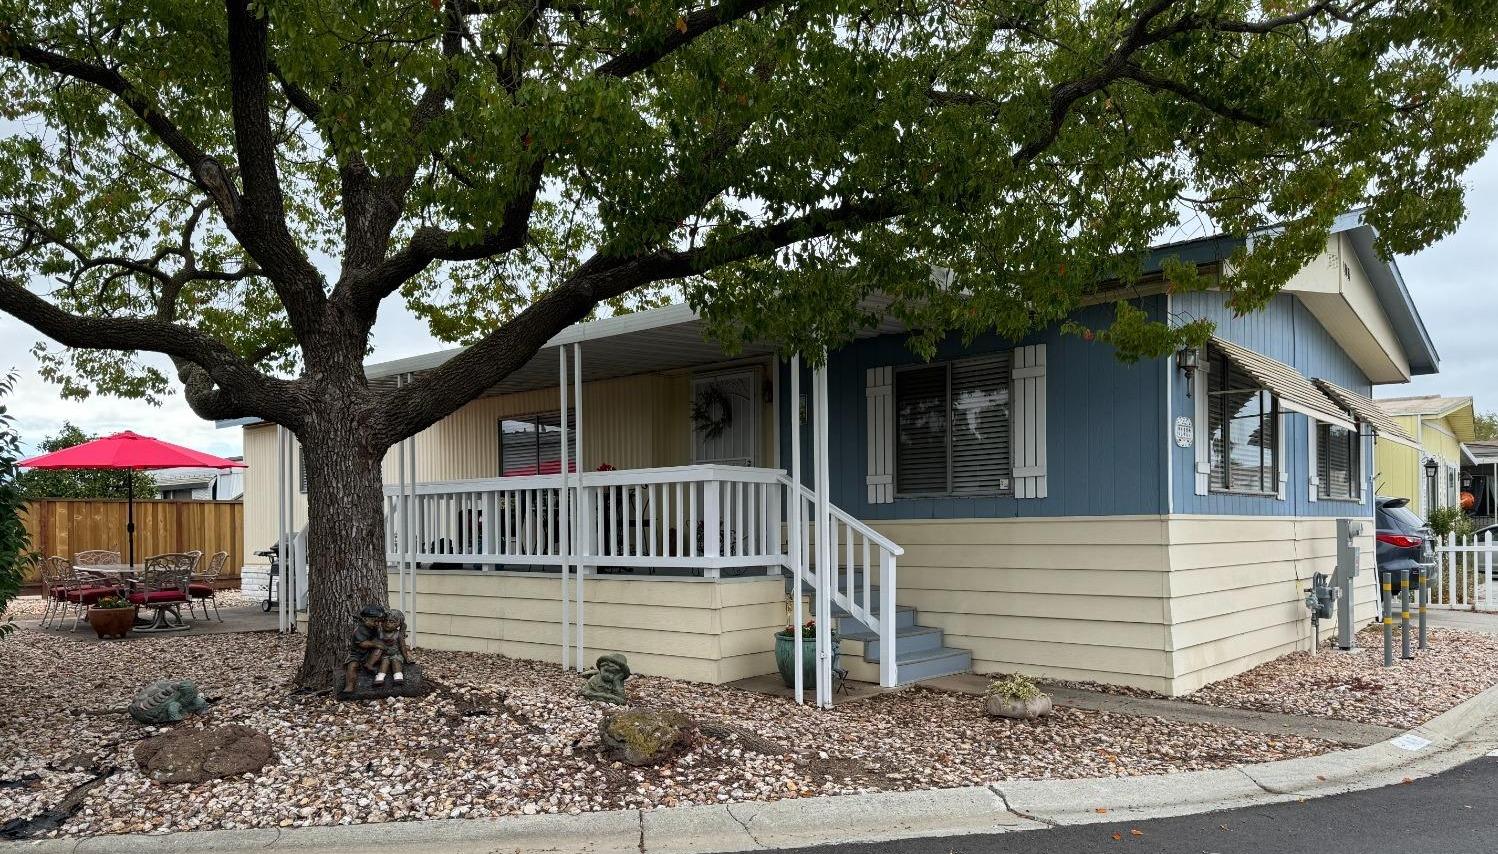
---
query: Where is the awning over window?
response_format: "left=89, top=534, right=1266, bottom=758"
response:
left=1311, top=379, right=1422, bottom=449
left=1208, top=337, right=1357, bottom=431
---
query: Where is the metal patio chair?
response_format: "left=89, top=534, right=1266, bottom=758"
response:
left=188, top=551, right=229, bottom=621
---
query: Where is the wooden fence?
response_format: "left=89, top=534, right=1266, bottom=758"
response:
left=21, top=499, right=244, bottom=584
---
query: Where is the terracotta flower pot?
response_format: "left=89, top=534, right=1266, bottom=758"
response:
left=88, top=606, right=137, bottom=639
left=984, top=692, right=1052, bottom=720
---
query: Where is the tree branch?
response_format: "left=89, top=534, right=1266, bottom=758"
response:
left=594, top=0, right=779, bottom=78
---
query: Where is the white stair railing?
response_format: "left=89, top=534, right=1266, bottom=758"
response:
left=779, top=475, right=904, bottom=687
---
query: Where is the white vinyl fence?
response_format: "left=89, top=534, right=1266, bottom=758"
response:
left=1430, top=532, right=1497, bottom=610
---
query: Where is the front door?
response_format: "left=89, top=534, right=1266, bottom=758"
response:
left=691, top=369, right=759, bottom=466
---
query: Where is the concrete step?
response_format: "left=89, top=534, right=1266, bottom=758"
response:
left=832, top=605, right=916, bottom=634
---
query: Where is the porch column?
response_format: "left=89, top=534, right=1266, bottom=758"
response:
left=573, top=342, right=586, bottom=669
left=813, top=357, right=833, bottom=709
left=560, top=345, right=572, bottom=671
left=403, top=373, right=418, bottom=645
left=789, top=353, right=804, bottom=705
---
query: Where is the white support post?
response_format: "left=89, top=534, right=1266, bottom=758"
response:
left=703, top=472, right=722, bottom=579
left=405, top=402, right=419, bottom=647
left=879, top=550, right=897, bottom=687
left=813, top=359, right=833, bottom=709
left=276, top=425, right=289, bottom=634
left=559, top=345, right=572, bottom=672
left=396, top=375, right=409, bottom=621
left=573, top=342, right=586, bottom=669
left=789, top=354, right=804, bottom=705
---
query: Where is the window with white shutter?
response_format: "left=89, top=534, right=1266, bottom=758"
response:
left=1316, top=421, right=1360, bottom=500
left=893, top=354, right=1012, bottom=496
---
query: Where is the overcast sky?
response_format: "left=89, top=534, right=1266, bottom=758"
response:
left=3, top=142, right=1495, bottom=459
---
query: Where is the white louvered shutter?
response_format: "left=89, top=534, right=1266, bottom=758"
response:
left=865, top=366, right=894, bottom=503
left=1011, top=345, right=1048, bottom=499
left=1307, top=418, right=1319, bottom=503
left=1193, top=365, right=1210, bottom=496
left=1277, top=411, right=1289, bottom=501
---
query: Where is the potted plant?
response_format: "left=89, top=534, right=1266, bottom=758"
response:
left=87, top=594, right=136, bottom=639
left=774, top=619, right=838, bottom=688
left=984, top=674, right=1052, bottom=719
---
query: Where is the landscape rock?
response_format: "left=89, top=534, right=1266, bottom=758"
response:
left=598, top=708, right=693, bottom=766
left=134, top=725, right=273, bottom=784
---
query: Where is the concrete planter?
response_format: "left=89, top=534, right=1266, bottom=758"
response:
left=985, top=692, right=1052, bottom=720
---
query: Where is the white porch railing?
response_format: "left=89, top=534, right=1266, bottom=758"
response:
left=1430, top=532, right=1496, bottom=610
left=381, top=463, right=904, bottom=688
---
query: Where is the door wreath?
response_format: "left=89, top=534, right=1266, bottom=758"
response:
left=691, top=384, right=734, bottom=440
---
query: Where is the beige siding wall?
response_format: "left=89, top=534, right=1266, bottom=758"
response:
left=393, top=571, right=784, bottom=684
left=870, top=515, right=1376, bottom=696
left=241, top=362, right=779, bottom=566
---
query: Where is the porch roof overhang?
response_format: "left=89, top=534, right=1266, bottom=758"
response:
left=1209, top=337, right=1358, bottom=431
left=361, top=298, right=906, bottom=396
left=1311, top=378, right=1420, bottom=449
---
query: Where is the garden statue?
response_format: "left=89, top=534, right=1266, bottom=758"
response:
left=374, top=609, right=415, bottom=686
left=128, top=679, right=211, bottom=725
left=578, top=653, right=632, bottom=704
left=342, top=604, right=387, bottom=695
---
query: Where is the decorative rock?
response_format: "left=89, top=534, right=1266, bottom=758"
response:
left=128, top=679, right=211, bottom=725
left=578, top=653, right=631, bottom=705
left=338, top=662, right=432, bottom=701
left=135, top=724, right=274, bottom=784
left=598, top=709, right=692, bottom=766
left=984, top=692, right=1053, bottom=720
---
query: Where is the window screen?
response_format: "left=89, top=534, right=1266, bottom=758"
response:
left=1317, top=422, right=1360, bottom=500
left=1207, top=349, right=1278, bottom=494
left=895, top=355, right=1012, bottom=495
left=499, top=411, right=577, bottom=476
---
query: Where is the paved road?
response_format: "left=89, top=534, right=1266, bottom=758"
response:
left=727, top=756, right=1498, bottom=854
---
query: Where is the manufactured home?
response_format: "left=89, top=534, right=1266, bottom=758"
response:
left=230, top=212, right=1438, bottom=696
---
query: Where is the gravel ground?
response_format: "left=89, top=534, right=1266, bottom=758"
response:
left=1183, top=626, right=1498, bottom=729
left=4, top=591, right=259, bottom=620
left=0, top=625, right=1340, bottom=839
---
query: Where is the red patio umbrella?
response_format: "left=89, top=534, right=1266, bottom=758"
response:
left=20, top=430, right=246, bottom=566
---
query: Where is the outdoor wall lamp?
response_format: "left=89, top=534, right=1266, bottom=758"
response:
left=1176, top=346, right=1201, bottom=396
left=1424, top=457, right=1440, bottom=478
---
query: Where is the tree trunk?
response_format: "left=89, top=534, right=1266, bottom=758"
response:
left=294, top=419, right=389, bottom=691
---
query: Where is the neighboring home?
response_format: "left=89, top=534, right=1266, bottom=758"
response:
left=228, top=211, right=1438, bottom=696
left=1461, top=440, right=1498, bottom=529
left=1372, top=395, right=1477, bottom=516
left=152, top=463, right=246, bottom=501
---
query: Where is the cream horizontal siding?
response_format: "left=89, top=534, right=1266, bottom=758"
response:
left=1162, top=516, right=1377, bottom=695
left=393, top=571, right=783, bottom=684
left=868, top=515, right=1375, bottom=696
left=868, top=517, right=1176, bottom=693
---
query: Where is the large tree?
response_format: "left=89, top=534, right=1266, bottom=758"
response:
left=2, top=0, right=1495, bottom=687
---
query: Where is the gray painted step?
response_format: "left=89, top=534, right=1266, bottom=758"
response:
left=839, top=624, right=945, bottom=658
left=832, top=605, right=916, bottom=633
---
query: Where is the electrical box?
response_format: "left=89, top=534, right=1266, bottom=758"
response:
left=1335, top=518, right=1364, bottom=650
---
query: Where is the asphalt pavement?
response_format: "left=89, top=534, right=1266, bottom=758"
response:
left=723, top=755, right=1498, bottom=854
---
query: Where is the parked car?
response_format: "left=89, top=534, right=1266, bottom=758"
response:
left=1375, top=496, right=1433, bottom=583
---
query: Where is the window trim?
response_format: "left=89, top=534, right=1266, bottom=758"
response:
left=497, top=410, right=577, bottom=477
left=1206, top=348, right=1281, bottom=497
left=893, top=354, right=1014, bottom=499
left=1315, top=421, right=1362, bottom=501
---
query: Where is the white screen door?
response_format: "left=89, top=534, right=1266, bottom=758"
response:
left=691, top=369, right=759, bottom=465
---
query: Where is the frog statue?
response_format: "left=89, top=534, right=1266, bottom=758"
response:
left=578, top=653, right=632, bottom=705
left=128, top=679, right=211, bottom=725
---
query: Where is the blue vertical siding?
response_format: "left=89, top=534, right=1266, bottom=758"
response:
left=778, top=299, right=1170, bottom=519
left=1169, top=292, right=1375, bottom=517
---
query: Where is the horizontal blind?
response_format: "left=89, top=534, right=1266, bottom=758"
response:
left=895, top=365, right=948, bottom=494
left=951, top=354, right=1012, bottom=493
left=1319, top=423, right=1357, bottom=500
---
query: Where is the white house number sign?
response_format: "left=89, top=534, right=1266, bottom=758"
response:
left=1174, top=416, right=1194, bottom=448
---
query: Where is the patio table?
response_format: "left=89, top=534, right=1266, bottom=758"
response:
left=74, top=564, right=193, bottom=632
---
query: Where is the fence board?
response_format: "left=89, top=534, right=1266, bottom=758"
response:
left=19, top=499, right=244, bottom=584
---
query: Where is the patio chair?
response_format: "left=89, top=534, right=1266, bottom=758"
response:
left=35, top=555, right=70, bottom=628
left=127, top=554, right=194, bottom=632
left=73, top=549, right=121, bottom=566
left=48, top=556, right=121, bottom=630
left=188, top=551, right=229, bottom=621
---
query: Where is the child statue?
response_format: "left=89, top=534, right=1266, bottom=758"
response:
left=578, top=653, right=632, bottom=704
left=342, top=604, right=386, bottom=695
left=374, top=609, right=416, bottom=685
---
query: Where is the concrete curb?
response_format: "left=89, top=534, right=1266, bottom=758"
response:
left=7, top=683, right=1498, bottom=854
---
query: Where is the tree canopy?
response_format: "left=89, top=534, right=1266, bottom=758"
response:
left=16, top=423, right=159, bottom=499
left=0, top=0, right=1494, bottom=439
